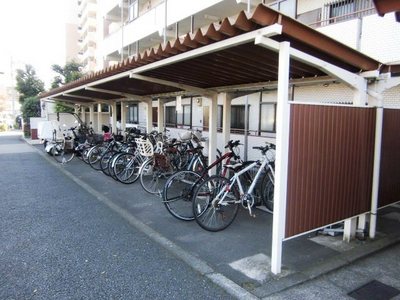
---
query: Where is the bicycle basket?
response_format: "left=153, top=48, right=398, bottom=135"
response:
left=179, top=131, right=192, bottom=141
left=153, top=153, right=171, bottom=172
left=114, top=134, right=124, bottom=142
left=90, top=134, right=104, bottom=144
left=135, top=138, right=154, bottom=157
left=64, top=138, right=74, bottom=150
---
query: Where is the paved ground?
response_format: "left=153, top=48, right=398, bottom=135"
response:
left=1, top=131, right=400, bottom=299
left=0, top=132, right=231, bottom=299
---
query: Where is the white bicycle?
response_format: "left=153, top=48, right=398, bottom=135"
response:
left=192, top=143, right=275, bottom=232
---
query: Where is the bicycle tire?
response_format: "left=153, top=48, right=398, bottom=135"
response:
left=88, top=145, right=105, bottom=170
left=82, top=146, right=91, bottom=164
left=162, top=170, right=202, bottom=221
left=108, top=152, right=122, bottom=180
left=261, top=171, right=274, bottom=213
left=192, top=175, right=239, bottom=232
left=114, top=153, right=141, bottom=184
left=51, top=142, right=75, bottom=164
left=140, top=158, right=168, bottom=195
left=100, top=150, right=116, bottom=176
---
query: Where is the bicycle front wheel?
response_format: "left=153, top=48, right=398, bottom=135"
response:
left=163, top=170, right=202, bottom=221
left=192, top=176, right=239, bottom=232
left=140, top=159, right=168, bottom=195
left=261, top=171, right=274, bottom=213
left=114, top=153, right=141, bottom=184
left=52, top=142, right=75, bottom=164
left=88, top=145, right=105, bottom=170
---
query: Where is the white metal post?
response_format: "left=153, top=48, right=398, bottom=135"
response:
left=221, top=93, right=232, bottom=149
left=244, top=95, right=249, bottom=161
left=111, top=101, right=118, bottom=134
left=146, top=98, right=153, bottom=133
left=157, top=98, right=165, bottom=133
left=370, top=106, right=383, bottom=239
left=120, top=101, right=126, bottom=132
left=271, top=41, right=291, bottom=275
left=208, top=94, right=218, bottom=175
left=97, top=103, right=102, bottom=133
left=343, top=217, right=357, bottom=242
left=80, top=107, right=86, bottom=123
left=89, top=105, right=94, bottom=129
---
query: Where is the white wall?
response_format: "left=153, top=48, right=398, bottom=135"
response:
left=100, top=0, right=223, bottom=58
left=383, top=86, right=400, bottom=109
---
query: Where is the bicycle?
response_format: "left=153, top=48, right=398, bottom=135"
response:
left=162, top=140, right=241, bottom=221
left=191, top=143, right=275, bottom=232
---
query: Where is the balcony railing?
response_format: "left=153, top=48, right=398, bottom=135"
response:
left=303, top=0, right=376, bottom=28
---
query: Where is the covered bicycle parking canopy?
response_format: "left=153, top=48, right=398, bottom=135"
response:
left=40, top=4, right=400, bottom=274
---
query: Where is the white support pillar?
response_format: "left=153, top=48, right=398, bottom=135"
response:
left=221, top=93, right=232, bottom=149
left=74, top=106, right=79, bottom=114
left=111, top=101, right=117, bottom=134
left=358, top=214, right=367, bottom=233
left=80, top=107, right=86, bottom=123
left=120, top=101, right=126, bottom=132
left=157, top=99, right=165, bottom=133
left=208, top=94, right=218, bottom=175
left=97, top=103, right=102, bottom=133
left=271, top=41, right=291, bottom=275
left=89, top=105, right=94, bottom=129
left=344, top=217, right=357, bottom=242
left=145, top=98, right=153, bottom=133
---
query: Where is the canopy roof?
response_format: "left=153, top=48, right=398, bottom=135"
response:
left=41, top=4, right=386, bottom=104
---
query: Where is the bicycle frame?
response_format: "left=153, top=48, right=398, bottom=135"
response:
left=214, top=155, right=274, bottom=216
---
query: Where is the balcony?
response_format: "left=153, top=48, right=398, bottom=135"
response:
left=297, top=0, right=376, bottom=28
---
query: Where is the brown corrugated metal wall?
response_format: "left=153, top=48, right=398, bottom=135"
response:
left=285, top=104, right=376, bottom=238
left=378, top=109, right=400, bottom=207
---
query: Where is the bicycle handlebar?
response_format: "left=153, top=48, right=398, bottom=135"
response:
left=252, top=142, right=275, bottom=154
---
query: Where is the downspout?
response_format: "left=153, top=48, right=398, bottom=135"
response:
left=164, top=0, right=168, bottom=45
left=244, top=96, right=249, bottom=161
left=370, top=91, right=383, bottom=239
left=121, top=0, right=124, bottom=62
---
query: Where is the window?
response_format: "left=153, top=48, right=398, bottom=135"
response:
left=321, top=0, right=375, bottom=26
left=177, top=105, right=191, bottom=127
left=217, top=105, right=223, bottom=130
left=165, top=106, right=176, bottom=127
left=152, top=107, right=158, bottom=127
left=128, top=0, right=139, bottom=22
left=330, top=0, right=355, bottom=20
left=127, top=104, right=138, bottom=124
left=268, top=0, right=296, bottom=18
left=260, top=103, right=276, bottom=133
left=231, top=105, right=247, bottom=132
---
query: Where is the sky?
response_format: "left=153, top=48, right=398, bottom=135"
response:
left=0, top=0, right=73, bottom=90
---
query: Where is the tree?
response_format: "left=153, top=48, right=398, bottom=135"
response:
left=51, top=61, right=83, bottom=88
left=21, top=96, right=41, bottom=123
left=54, top=102, right=74, bottom=113
left=51, top=61, right=83, bottom=112
left=15, top=65, right=45, bottom=103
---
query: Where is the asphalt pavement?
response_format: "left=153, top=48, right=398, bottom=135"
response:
left=1, top=131, right=400, bottom=299
left=0, top=132, right=232, bottom=299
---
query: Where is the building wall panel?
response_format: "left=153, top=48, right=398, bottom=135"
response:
left=285, top=104, right=375, bottom=238
left=379, top=109, right=400, bottom=207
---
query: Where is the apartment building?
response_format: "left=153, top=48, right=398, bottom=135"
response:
left=77, top=0, right=99, bottom=73
left=52, top=0, right=399, bottom=149
left=83, top=0, right=398, bottom=158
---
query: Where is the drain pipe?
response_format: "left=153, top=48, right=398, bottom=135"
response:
left=370, top=97, right=383, bottom=239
